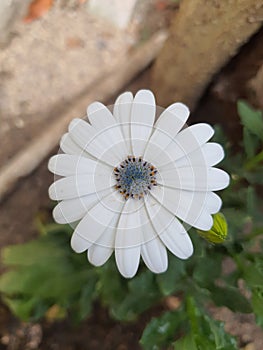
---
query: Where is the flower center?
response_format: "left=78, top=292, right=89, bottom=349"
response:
left=114, top=156, right=158, bottom=200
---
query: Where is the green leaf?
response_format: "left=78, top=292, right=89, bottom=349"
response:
left=210, top=286, right=252, bottom=313
left=222, top=208, right=248, bottom=239
left=2, top=296, right=48, bottom=321
left=97, top=260, right=162, bottom=321
left=96, top=258, right=127, bottom=312
left=243, top=128, right=260, bottom=158
left=246, top=186, right=256, bottom=217
left=185, top=297, right=238, bottom=350
left=208, top=316, right=238, bottom=350
left=0, top=231, right=96, bottom=321
left=156, top=254, right=186, bottom=295
left=111, top=270, right=161, bottom=321
left=242, top=259, right=263, bottom=327
left=1, top=239, right=67, bottom=267
left=237, top=100, right=263, bottom=141
left=251, top=288, right=263, bottom=328
left=140, top=310, right=186, bottom=350
left=70, top=274, right=98, bottom=323
left=197, top=213, right=228, bottom=244
left=193, top=254, right=222, bottom=288
left=243, top=260, right=263, bottom=288
left=244, top=168, right=263, bottom=185
left=173, top=334, right=197, bottom=350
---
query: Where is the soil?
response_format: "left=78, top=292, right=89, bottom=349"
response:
left=0, top=2, right=263, bottom=350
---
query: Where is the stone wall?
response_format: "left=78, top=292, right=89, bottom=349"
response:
left=0, top=0, right=31, bottom=47
left=88, top=0, right=138, bottom=29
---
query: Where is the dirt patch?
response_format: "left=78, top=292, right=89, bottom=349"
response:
left=0, top=300, right=168, bottom=350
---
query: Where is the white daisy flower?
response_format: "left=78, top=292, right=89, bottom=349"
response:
left=48, top=90, right=230, bottom=278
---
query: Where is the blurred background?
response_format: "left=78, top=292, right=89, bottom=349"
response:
left=0, top=0, right=263, bottom=349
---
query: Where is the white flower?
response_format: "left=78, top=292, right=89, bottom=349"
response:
left=48, top=90, right=230, bottom=278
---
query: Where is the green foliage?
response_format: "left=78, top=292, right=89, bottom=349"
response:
left=141, top=298, right=238, bottom=350
left=156, top=255, right=186, bottom=295
left=0, top=101, right=262, bottom=348
left=107, top=267, right=162, bottom=321
left=242, top=257, right=263, bottom=327
left=173, top=301, right=238, bottom=350
left=0, top=227, right=97, bottom=322
left=184, top=297, right=238, bottom=350
left=192, top=253, right=222, bottom=288
left=210, top=286, right=252, bottom=313
left=237, top=100, right=263, bottom=142
left=140, top=309, right=187, bottom=350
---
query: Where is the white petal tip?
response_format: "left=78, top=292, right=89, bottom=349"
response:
left=134, top=89, right=155, bottom=104
left=48, top=184, right=56, bottom=201
left=212, top=143, right=225, bottom=165
left=192, top=123, right=215, bottom=141
left=115, top=248, right=140, bottom=279
left=117, top=91, right=133, bottom=101
left=88, top=251, right=103, bottom=267
left=178, top=244, right=194, bottom=260
left=52, top=205, right=65, bottom=224
left=223, top=172, right=230, bottom=189
left=71, top=233, right=90, bottom=253
left=120, top=271, right=137, bottom=279
left=87, top=246, right=113, bottom=267
left=169, top=102, right=190, bottom=118
left=151, top=264, right=168, bottom=274
left=48, top=156, right=56, bottom=173
left=213, top=169, right=230, bottom=190
left=69, top=118, right=82, bottom=131
left=195, top=218, right=213, bottom=231
left=87, top=101, right=105, bottom=115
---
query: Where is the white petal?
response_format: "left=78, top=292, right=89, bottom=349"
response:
left=115, top=199, right=142, bottom=278
left=145, top=195, right=193, bottom=259
left=131, top=90, right=156, bottom=156
left=70, top=234, right=90, bottom=254
left=69, top=118, right=106, bottom=156
left=48, top=154, right=110, bottom=177
left=113, top=91, right=133, bottom=153
left=144, top=102, right=189, bottom=162
left=87, top=101, right=117, bottom=130
left=71, top=191, right=124, bottom=253
left=205, top=192, right=222, bottom=214
left=158, top=166, right=230, bottom=191
left=171, top=142, right=225, bottom=169
left=151, top=186, right=213, bottom=230
left=87, top=102, right=128, bottom=159
left=157, top=124, right=214, bottom=167
left=87, top=214, right=118, bottom=266
left=48, top=171, right=114, bottom=200
left=140, top=203, right=168, bottom=273
left=144, top=146, right=174, bottom=170
left=52, top=188, right=112, bottom=223
left=141, top=237, right=168, bottom=273
left=88, top=244, right=113, bottom=267
left=155, top=102, right=189, bottom=134
left=60, top=132, right=90, bottom=157
left=198, top=143, right=225, bottom=166
left=69, top=118, right=119, bottom=166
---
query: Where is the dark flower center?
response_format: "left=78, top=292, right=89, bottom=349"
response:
left=114, top=156, right=158, bottom=200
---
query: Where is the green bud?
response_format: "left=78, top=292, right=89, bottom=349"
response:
left=197, top=213, right=228, bottom=244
